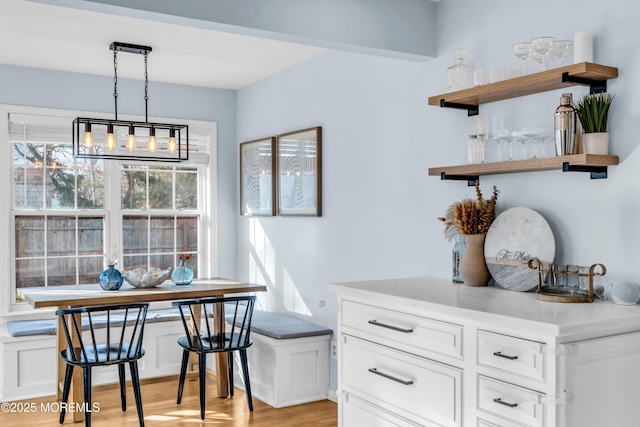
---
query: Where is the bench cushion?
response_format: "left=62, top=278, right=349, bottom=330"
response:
left=6, top=308, right=182, bottom=337
left=229, top=310, right=332, bottom=340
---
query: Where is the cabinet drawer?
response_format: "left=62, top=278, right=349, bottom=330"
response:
left=342, top=300, right=463, bottom=359
left=342, top=335, right=462, bottom=427
left=477, top=330, right=545, bottom=382
left=477, top=375, right=545, bottom=427
left=342, top=393, right=421, bottom=427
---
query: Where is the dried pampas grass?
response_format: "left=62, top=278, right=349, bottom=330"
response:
left=438, top=180, right=499, bottom=241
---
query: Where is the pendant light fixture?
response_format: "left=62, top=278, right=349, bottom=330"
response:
left=73, top=42, right=188, bottom=162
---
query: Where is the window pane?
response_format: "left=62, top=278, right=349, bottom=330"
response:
left=78, top=217, right=104, bottom=255
left=47, top=217, right=76, bottom=256
left=123, top=255, right=147, bottom=271
left=77, top=159, right=105, bottom=209
left=16, top=259, right=45, bottom=288
left=149, top=171, right=172, bottom=209
left=79, top=257, right=103, bottom=284
left=177, top=217, right=198, bottom=252
left=121, top=168, right=147, bottom=209
left=176, top=171, right=197, bottom=209
left=150, top=217, right=174, bottom=254
left=25, top=165, right=45, bottom=209
left=16, top=216, right=45, bottom=257
left=46, top=164, right=75, bottom=209
left=151, top=254, right=173, bottom=270
left=123, top=216, right=148, bottom=254
left=47, top=258, right=76, bottom=286
left=47, top=143, right=73, bottom=168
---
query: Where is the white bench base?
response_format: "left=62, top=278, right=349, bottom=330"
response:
left=232, top=331, right=330, bottom=408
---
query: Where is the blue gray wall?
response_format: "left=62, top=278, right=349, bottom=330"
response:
left=236, top=0, right=640, bottom=392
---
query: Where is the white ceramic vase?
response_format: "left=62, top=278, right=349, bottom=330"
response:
left=581, top=132, right=609, bottom=155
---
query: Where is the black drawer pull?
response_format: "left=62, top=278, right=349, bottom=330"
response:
left=493, top=351, right=518, bottom=360
left=368, top=320, right=413, bottom=333
left=368, top=368, right=414, bottom=386
left=493, top=397, right=518, bottom=408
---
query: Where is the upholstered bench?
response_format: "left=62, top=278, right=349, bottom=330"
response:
left=5, top=307, right=183, bottom=337
left=226, top=310, right=332, bottom=408
left=1, top=308, right=185, bottom=401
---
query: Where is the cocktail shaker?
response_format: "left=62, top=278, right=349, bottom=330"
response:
left=554, top=93, right=576, bottom=155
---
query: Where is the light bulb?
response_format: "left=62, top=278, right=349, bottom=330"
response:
left=147, top=127, right=157, bottom=152
left=126, top=125, right=136, bottom=151
left=167, top=128, right=177, bottom=153
left=105, top=124, right=116, bottom=150
left=83, top=122, right=93, bottom=148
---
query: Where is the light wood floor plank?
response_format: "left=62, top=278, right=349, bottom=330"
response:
left=1, top=376, right=337, bottom=426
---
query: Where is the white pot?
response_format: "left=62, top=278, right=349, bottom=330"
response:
left=581, top=132, right=609, bottom=155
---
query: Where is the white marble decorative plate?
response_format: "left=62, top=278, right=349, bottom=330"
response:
left=484, top=207, right=555, bottom=292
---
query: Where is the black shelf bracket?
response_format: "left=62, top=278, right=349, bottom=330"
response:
left=439, top=99, right=479, bottom=116
left=561, top=72, right=607, bottom=94
left=562, top=162, right=608, bottom=179
left=440, top=172, right=479, bottom=186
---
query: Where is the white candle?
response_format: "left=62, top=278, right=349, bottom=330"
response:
left=574, top=32, right=593, bottom=63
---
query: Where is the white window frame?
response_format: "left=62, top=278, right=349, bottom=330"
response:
left=0, top=104, right=217, bottom=318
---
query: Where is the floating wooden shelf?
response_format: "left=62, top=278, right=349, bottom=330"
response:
left=429, top=154, right=619, bottom=183
left=428, top=62, right=618, bottom=113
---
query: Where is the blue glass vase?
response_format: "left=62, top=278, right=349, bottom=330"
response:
left=99, top=265, right=123, bottom=291
left=171, top=260, right=194, bottom=286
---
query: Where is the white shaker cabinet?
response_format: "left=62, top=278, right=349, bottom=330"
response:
left=329, top=276, right=640, bottom=427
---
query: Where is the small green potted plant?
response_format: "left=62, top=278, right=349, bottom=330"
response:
left=574, top=92, right=615, bottom=154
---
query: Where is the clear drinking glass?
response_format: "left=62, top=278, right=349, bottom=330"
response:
left=550, top=40, right=573, bottom=67
left=512, top=42, right=533, bottom=75
left=473, top=69, right=489, bottom=86
left=531, top=37, right=556, bottom=70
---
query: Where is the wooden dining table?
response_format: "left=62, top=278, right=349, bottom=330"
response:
left=18, top=278, right=267, bottom=423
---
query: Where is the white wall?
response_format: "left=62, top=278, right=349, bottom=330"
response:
left=236, top=0, right=640, bottom=392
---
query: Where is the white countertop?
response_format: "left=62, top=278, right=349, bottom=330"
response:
left=329, top=276, right=640, bottom=339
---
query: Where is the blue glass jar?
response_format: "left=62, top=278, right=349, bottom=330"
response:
left=171, top=260, right=194, bottom=286
left=99, top=265, right=123, bottom=291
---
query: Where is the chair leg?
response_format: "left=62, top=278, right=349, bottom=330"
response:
left=129, top=361, right=145, bottom=427
left=83, top=367, right=92, bottom=427
left=177, top=350, right=189, bottom=405
left=59, top=363, right=74, bottom=424
left=239, top=350, right=253, bottom=412
left=227, top=352, right=234, bottom=397
left=199, top=353, right=207, bottom=420
left=118, top=363, right=127, bottom=412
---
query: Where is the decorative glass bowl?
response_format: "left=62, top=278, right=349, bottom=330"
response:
left=122, top=267, right=172, bottom=288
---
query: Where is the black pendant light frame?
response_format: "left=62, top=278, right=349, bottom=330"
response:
left=73, top=42, right=189, bottom=162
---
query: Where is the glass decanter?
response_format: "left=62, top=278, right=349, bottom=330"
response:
left=447, top=48, right=473, bottom=91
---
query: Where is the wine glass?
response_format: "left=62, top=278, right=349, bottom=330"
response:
left=550, top=40, right=573, bottom=67
left=512, top=42, right=532, bottom=75
left=531, top=37, right=556, bottom=70
left=529, top=50, right=545, bottom=71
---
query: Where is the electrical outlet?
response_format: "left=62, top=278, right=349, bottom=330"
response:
left=331, top=340, right=337, bottom=359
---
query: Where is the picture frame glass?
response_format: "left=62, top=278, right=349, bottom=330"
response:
left=277, top=127, right=321, bottom=216
left=240, top=138, right=275, bottom=216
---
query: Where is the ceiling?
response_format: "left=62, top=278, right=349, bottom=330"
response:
left=0, top=0, right=327, bottom=89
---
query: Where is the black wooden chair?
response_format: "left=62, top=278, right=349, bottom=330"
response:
left=56, top=303, right=149, bottom=426
left=173, top=295, right=256, bottom=419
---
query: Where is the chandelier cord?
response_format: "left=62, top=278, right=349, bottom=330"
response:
left=144, top=52, right=149, bottom=123
left=113, top=49, right=118, bottom=120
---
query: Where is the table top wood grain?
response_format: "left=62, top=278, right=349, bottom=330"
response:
left=19, top=278, right=267, bottom=308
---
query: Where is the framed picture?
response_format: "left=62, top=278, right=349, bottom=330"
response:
left=240, top=137, right=276, bottom=216
left=276, top=127, right=322, bottom=216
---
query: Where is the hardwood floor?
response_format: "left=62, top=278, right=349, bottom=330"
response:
left=1, top=376, right=338, bottom=426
